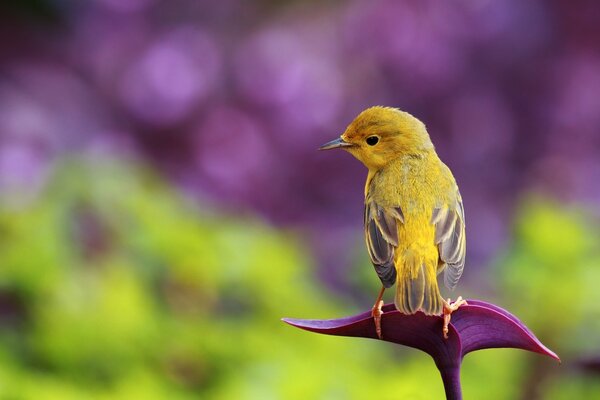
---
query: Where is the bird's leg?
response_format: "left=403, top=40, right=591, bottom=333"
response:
left=371, top=286, right=385, bottom=339
left=443, top=296, right=468, bottom=339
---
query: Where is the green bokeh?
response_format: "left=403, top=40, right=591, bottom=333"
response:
left=0, top=159, right=598, bottom=399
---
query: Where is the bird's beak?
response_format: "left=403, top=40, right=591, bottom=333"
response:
left=318, top=137, right=353, bottom=151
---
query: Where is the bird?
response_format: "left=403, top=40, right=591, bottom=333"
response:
left=319, top=106, right=466, bottom=339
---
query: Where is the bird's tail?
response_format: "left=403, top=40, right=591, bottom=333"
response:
left=395, top=251, right=443, bottom=315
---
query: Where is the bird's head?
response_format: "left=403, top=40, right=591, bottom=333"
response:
left=319, top=106, right=433, bottom=170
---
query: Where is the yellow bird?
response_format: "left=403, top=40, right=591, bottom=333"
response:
left=319, top=106, right=466, bottom=339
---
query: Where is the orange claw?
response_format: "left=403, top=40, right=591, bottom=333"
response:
left=372, top=299, right=384, bottom=339
left=443, top=296, right=468, bottom=339
left=372, top=286, right=386, bottom=339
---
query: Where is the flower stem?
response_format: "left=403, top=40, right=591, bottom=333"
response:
left=438, top=364, right=462, bottom=400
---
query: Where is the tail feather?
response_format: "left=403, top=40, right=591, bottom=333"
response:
left=421, top=280, right=443, bottom=315
left=409, top=264, right=425, bottom=311
left=395, top=260, right=443, bottom=315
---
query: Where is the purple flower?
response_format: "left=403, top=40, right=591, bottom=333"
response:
left=283, top=300, right=559, bottom=400
left=118, top=27, right=221, bottom=126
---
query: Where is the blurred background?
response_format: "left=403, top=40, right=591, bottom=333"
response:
left=1, top=0, right=600, bottom=398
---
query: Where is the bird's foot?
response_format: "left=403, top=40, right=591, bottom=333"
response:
left=443, top=296, right=468, bottom=339
left=371, top=300, right=384, bottom=339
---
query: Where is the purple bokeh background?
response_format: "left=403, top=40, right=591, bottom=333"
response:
left=1, top=0, right=600, bottom=289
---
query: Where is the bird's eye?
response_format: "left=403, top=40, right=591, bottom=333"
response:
left=366, top=136, right=379, bottom=146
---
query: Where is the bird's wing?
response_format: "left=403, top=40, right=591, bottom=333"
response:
left=432, top=189, right=466, bottom=290
left=364, top=200, right=404, bottom=288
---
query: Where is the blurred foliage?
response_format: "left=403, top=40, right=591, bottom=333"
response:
left=497, top=197, right=600, bottom=399
left=0, top=159, right=599, bottom=399
left=0, top=158, right=447, bottom=399
left=500, top=198, right=600, bottom=345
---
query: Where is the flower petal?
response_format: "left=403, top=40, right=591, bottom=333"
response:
left=283, top=300, right=560, bottom=364
left=438, top=300, right=560, bottom=362
left=283, top=304, right=462, bottom=368
left=284, top=300, right=560, bottom=400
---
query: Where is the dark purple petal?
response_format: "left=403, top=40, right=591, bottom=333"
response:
left=283, top=300, right=558, bottom=362
left=284, top=306, right=462, bottom=369
left=283, top=299, right=559, bottom=400
left=449, top=302, right=559, bottom=361
left=462, top=299, right=536, bottom=336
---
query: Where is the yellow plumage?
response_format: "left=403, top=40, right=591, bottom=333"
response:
left=320, top=106, right=466, bottom=318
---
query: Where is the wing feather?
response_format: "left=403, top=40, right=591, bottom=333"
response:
left=364, top=201, right=403, bottom=288
left=435, top=209, right=457, bottom=243
left=433, top=189, right=466, bottom=290
left=375, top=206, right=399, bottom=246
